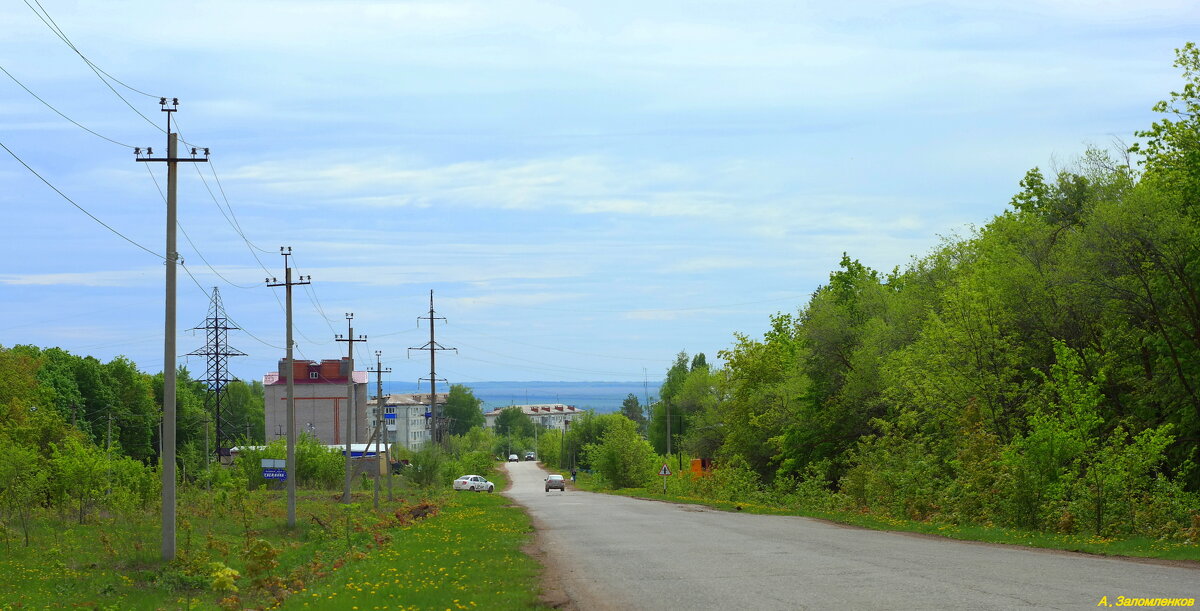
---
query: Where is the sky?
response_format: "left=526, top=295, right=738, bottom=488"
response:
left=1, top=0, right=1198, bottom=387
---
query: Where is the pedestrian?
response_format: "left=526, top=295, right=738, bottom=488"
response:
left=570, top=468, right=576, bottom=482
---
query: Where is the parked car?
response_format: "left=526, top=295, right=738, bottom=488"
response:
left=545, top=474, right=566, bottom=492
left=453, top=475, right=494, bottom=493
left=524, top=452, right=536, bottom=461
left=507, top=454, right=519, bottom=462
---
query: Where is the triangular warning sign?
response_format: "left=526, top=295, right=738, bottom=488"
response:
left=659, top=463, right=672, bottom=476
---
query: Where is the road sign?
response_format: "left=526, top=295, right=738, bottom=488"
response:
left=263, top=467, right=287, bottom=480
left=261, top=458, right=284, bottom=469
left=659, top=463, right=672, bottom=476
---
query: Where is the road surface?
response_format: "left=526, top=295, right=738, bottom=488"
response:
left=502, top=460, right=1198, bottom=610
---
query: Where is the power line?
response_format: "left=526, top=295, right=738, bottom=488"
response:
left=449, top=339, right=647, bottom=378
left=0, top=140, right=162, bottom=259
left=180, top=263, right=283, bottom=350
left=447, top=319, right=669, bottom=363
left=0, top=63, right=137, bottom=148
left=142, top=163, right=259, bottom=289
left=463, top=293, right=810, bottom=314
left=25, top=0, right=158, bottom=99
left=23, top=0, right=162, bottom=131
left=190, top=163, right=273, bottom=274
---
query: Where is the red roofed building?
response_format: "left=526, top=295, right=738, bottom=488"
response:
left=263, top=358, right=368, bottom=446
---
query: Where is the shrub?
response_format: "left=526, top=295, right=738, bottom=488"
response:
left=584, top=416, right=656, bottom=489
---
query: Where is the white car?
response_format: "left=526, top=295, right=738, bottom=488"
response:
left=453, top=475, right=494, bottom=493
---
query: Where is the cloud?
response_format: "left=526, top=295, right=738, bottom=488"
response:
left=0, top=269, right=159, bottom=287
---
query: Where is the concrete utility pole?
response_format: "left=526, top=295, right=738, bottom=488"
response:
left=135, top=97, right=208, bottom=562
left=267, top=247, right=310, bottom=528
left=367, top=352, right=392, bottom=509
left=409, top=291, right=455, bottom=448
left=336, top=313, right=366, bottom=504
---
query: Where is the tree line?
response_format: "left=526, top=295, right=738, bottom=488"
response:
left=0, top=344, right=266, bottom=541
left=634, top=44, right=1200, bottom=538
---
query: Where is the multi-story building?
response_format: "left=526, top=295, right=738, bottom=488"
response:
left=263, top=358, right=368, bottom=446
left=365, top=393, right=448, bottom=452
left=483, top=404, right=580, bottom=431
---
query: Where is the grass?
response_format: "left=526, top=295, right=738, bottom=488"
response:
left=0, top=469, right=549, bottom=610
left=572, top=471, right=1200, bottom=563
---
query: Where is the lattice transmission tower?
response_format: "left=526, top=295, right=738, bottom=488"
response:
left=188, top=287, right=246, bottom=455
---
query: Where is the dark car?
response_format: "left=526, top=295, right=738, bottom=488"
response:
left=545, top=474, right=566, bottom=492
left=524, top=452, right=536, bottom=461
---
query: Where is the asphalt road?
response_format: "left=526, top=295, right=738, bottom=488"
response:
left=502, top=460, right=1198, bottom=610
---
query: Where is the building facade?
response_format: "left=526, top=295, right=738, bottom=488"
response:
left=483, top=404, right=580, bottom=431
left=263, top=358, right=368, bottom=446
left=365, top=393, right=449, bottom=452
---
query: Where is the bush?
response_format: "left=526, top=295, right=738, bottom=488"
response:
left=584, top=417, right=656, bottom=489
left=404, top=446, right=445, bottom=488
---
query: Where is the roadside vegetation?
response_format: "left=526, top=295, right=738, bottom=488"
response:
left=558, top=45, right=1200, bottom=560
left=0, top=348, right=543, bottom=609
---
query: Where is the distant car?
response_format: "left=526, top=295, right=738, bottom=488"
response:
left=524, top=452, right=536, bottom=461
left=453, top=475, right=494, bottom=493
left=508, top=454, right=519, bottom=462
left=545, top=474, right=565, bottom=492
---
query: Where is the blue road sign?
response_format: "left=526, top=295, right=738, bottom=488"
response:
left=262, top=467, right=287, bottom=480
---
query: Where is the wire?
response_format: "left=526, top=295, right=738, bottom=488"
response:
left=28, top=0, right=157, bottom=98
left=450, top=339, right=645, bottom=378
left=180, top=262, right=284, bottom=350
left=206, top=162, right=274, bottom=254
left=0, top=140, right=162, bottom=259
left=0, top=63, right=137, bottom=148
left=462, top=293, right=810, bottom=314
left=189, top=163, right=273, bottom=275
left=141, top=163, right=260, bottom=289
left=24, top=0, right=163, bottom=131
left=447, top=319, right=668, bottom=363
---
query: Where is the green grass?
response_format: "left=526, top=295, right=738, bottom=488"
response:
left=0, top=470, right=548, bottom=610
left=573, top=472, right=1200, bottom=563
left=280, top=474, right=545, bottom=610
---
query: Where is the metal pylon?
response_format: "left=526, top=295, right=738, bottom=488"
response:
left=188, top=287, right=246, bottom=455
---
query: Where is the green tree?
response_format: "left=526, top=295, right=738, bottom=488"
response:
left=0, top=443, right=47, bottom=546
left=584, top=415, right=656, bottom=489
left=649, top=352, right=690, bottom=454
left=1132, top=42, right=1200, bottom=209
left=619, top=393, right=644, bottom=427
left=493, top=406, right=535, bottom=438
left=443, top=384, right=485, bottom=436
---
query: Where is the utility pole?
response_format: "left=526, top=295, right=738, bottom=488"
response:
left=409, top=291, right=455, bottom=448
left=267, top=247, right=310, bottom=528
left=666, top=402, right=671, bottom=460
left=336, top=313, right=366, bottom=504
left=136, top=97, right=208, bottom=562
left=367, top=352, right=391, bottom=509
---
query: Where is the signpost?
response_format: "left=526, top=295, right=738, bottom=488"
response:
left=659, top=463, right=671, bottom=493
left=262, top=458, right=287, bottom=481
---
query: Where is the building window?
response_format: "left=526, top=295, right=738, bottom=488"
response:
left=309, top=372, right=318, bottom=379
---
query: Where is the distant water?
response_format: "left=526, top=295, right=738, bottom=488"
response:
left=381, top=380, right=659, bottom=413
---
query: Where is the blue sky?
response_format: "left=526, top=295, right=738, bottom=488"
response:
left=1, top=0, right=1197, bottom=385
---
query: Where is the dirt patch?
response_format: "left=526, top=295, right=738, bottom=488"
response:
left=522, top=528, right=578, bottom=610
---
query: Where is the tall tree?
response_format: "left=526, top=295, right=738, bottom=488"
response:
left=493, top=405, right=535, bottom=439
left=443, top=384, right=485, bottom=436
left=619, top=393, right=644, bottom=427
